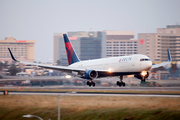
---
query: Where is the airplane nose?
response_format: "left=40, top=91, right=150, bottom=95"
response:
left=149, top=61, right=152, bottom=68
left=147, top=61, right=152, bottom=69
left=142, top=61, right=152, bottom=70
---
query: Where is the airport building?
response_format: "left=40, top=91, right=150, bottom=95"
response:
left=138, top=25, right=180, bottom=62
left=0, top=37, right=36, bottom=63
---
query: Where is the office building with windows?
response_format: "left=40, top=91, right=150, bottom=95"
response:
left=106, top=31, right=137, bottom=57
left=138, top=25, right=180, bottom=62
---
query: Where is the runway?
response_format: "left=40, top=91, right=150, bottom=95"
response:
left=1, top=91, right=180, bottom=98
left=1, top=86, right=180, bottom=91
left=47, top=86, right=180, bottom=91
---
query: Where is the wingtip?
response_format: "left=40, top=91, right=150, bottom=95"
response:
left=8, top=48, right=19, bottom=62
left=167, top=49, right=172, bottom=62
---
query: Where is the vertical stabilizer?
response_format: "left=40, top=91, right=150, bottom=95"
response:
left=63, top=34, right=80, bottom=65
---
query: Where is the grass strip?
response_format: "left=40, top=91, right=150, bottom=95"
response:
left=0, top=95, right=180, bottom=120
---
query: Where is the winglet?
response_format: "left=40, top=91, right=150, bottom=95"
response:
left=167, top=49, right=172, bottom=62
left=8, top=48, right=19, bottom=62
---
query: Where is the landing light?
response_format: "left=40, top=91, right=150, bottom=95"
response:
left=108, top=68, right=112, bottom=73
left=65, top=75, right=72, bottom=78
left=141, top=71, right=147, bottom=77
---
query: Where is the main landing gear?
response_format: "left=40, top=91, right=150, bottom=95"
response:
left=116, top=76, right=126, bottom=87
left=87, top=80, right=95, bottom=87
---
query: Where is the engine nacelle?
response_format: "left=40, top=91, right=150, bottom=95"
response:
left=82, top=70, right=98, bottom=80
left=134, top=71, right=149, bottom=80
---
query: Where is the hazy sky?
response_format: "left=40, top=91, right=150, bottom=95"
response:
left=0, top=0, right=180, bottom=62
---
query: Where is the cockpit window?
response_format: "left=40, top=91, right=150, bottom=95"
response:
left=140, top=59, right=144, bottom=61
left=140, top=58, right=151, bottom=61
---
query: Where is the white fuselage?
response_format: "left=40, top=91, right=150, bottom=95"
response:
left=68, top=54, right=152, bottom=73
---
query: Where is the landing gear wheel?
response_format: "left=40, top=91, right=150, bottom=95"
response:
left=92, top=82, right=95, bottom=87
left=122, top=82, right=125, bottom=87
left=141, top=77, right=146, bottom=82
left=116, top=81, right=120, bottom=86
left=87, top=81, right=90, bottom=85
left=87, top=81, right=91, bottom=86
left=117, top=76, right=126, bottom=87
left=117, top=81, right=121, bottom=86
left=119, top=82, right=122, bottom=87
left=87, top=81, right=95, bottom=87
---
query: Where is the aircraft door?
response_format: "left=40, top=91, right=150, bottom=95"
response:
left=129, top=57, right=139, bottom=72
left=128, top=57, right=135, bottom=72
left=131, top=57, right=135, bottom=67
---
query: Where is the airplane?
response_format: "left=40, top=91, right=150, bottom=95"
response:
left=8, top=34, right=172, bottom=87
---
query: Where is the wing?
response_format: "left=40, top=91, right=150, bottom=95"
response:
left=151, top=49, right=172, bottom=69
left=8, top=48, right=86, bottom=73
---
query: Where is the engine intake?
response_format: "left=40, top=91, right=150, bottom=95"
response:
left=82, top=70, right=98, bottom=80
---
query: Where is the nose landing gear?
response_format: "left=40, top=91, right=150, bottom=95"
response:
left=140, top=71, right=148, bottom=82
left=116, top=76, right=126, bottom=87
left=141, top=77, right=146, bottom=82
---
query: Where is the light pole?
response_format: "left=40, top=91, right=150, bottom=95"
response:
left=58, top=93, right=66, bottom=120
left=23, top=114, right=43, bottom=120
left=58, top=92, right=76, bottom=120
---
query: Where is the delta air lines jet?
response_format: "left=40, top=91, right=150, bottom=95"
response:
left=8, top=34, right=172, bottom=87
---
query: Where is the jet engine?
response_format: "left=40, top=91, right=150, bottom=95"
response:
left=134, top=71, right=149, bottom=80
left=82, top=70, right=98, bottom=80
